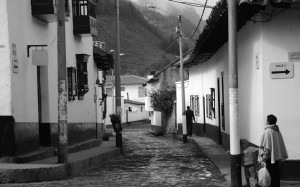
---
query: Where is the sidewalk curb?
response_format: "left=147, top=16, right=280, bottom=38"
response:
left=0, top=147, right=121, bottom=184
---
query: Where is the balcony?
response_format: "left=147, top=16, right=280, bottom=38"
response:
left=93, top=47, right=114, bottom=71
left=31, top=0, right=57, bottom=23
left=72, top=0, right=98, bottom=37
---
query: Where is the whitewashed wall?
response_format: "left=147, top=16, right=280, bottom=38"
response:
left=237, top=19, right=264, bottom=146
left=175, top=80, right=191, bottom=124
left=124, top=103, right=148, bottom=122
left=4, top=0, right=97, bottom=124
left=122, top=84, right=145, bottom=102
left=8, top=0, right=51, bottom=123
left=261, top=10, right=300, bottom=159
left=0, top=0, right=12, bottom=116
left=185, top=18, right=264, bottom=142
left=152, top=111, right=161, bottom=126
left=105, top=97, right=125, bottom=126
left=185, top=9, right=300, bottom=159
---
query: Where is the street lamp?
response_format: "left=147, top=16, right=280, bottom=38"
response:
left=146, top=5, right=187, bottom=143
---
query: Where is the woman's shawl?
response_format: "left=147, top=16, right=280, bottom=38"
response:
left=259, top=125, right=288, bottom=164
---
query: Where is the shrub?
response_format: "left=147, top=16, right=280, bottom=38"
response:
left=149, top=84, right=176, bottom=113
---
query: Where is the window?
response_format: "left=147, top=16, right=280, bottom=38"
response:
left=206, top=94, right=211, bottom=119
left=138, top=86, right=145, bottom=97
left=206, top=89, right=215, bottom=119
left=76, top=54, right=90, bottom=100
left=210, top=88, right=216, bottom=118
left=72, top=0, right=88, bottom=17
left=67, top=67, right=77, bottom=101
left=106, top=88, right=112, bottom=96
left=65, top=0, right=71, bottom=18
left=190, top=95, right=200, bottom=116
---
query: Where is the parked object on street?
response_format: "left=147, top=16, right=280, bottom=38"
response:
left=109, top=114, right=123, bottom=148
left=110, top=114, right=123, bottom=132
left=258, top=114, right=288, bottom=187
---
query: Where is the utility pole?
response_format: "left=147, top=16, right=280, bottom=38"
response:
left=114, top=0, right=122, bottom=148
left=177, top=15, right=187, bottom=143
left=57, top=0, right=68, bottom=163
left=228, top=0, right=241, bottom=186
left=114, top=0, right=121, bottom=116
left=112, top=70, right=115, bottom=114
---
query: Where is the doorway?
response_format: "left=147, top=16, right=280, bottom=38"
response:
left=37, top=66, right=50, bottom=146
left=217, top=78, right=222, bottom=145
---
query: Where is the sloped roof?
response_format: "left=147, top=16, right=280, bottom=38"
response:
left=124, top=99, right=145, bottom=105
left=185, top=0, right=298, bottom=67
left=106, top=74, right=148, bottom=85
left=142, top=49, right=192, bottom=86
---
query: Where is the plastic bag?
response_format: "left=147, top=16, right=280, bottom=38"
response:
left=258, top=166, right=271, bottom=187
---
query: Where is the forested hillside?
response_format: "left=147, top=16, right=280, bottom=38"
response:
left=94, top=0, right=200, bottom=76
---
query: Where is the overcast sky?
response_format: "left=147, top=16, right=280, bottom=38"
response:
left=131, top=0, right=219, bottom=20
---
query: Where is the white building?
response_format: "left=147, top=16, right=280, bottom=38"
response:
left=178, top=0, right=300, bottom=180
left=105, top=75, right=148, bottom=102
left=104, top=75, right=149, bottom=125
left=0, top=0, right=104, bottom=157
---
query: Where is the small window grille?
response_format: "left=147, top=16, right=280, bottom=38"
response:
left=72, top=0, right=88, bottom=17
left=76, top=54, right=90, bottom=100
left=190, top=95, right=200, bottom=116
left=67, top=67, right=77, bottom=101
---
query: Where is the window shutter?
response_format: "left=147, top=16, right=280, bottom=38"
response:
left=76, top=54, right=90, bottom=100
left=67, top=67, right=77, bottom=101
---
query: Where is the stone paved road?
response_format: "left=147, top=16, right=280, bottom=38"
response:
left=4, top=123, right=226, bottom=186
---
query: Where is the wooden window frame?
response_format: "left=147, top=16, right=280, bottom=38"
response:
left=67, top=67, right=77, bottom=101
left=76, top=54, right=90, bottom=100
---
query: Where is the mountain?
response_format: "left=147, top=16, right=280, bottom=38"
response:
left=94, top=0, right=200, bottom=76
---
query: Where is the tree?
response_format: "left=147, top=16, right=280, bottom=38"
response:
left=149, top=84, right=176, bottom=113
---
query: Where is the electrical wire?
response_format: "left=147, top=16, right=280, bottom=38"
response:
left=183, top=0, right=208, bottom=40
left=166, top=0, right=213, bottom=8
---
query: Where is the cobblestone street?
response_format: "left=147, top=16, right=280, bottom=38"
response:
left=3, top=123, right=226, bottom=186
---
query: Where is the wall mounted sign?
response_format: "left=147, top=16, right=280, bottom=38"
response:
left=32, top=49, right=48, bottom=66
left=269, top=62, right=294, bottom=79
left=288, top=51, right=300, bottom=62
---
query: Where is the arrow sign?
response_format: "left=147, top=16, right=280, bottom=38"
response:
left=269, top=62, right=294, bottom=79
left=271, top=69, right=290, bottom=75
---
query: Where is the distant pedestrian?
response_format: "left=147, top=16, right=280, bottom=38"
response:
left=186, top=106, right=195, bottom=137
left=258, top=114, right=288, bottom=187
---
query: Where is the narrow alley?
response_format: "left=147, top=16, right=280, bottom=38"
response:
left=3, top=123, right=226, bottom=187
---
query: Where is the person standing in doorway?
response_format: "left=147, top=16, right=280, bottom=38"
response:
left=258, top=114, right=288, bottom=187
left=186, top=106, right=196, bottom=137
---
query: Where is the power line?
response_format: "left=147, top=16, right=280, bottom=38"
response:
left=183, top=0, right=208, bottom=40
left=166, top=0, right=213, bottom=8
